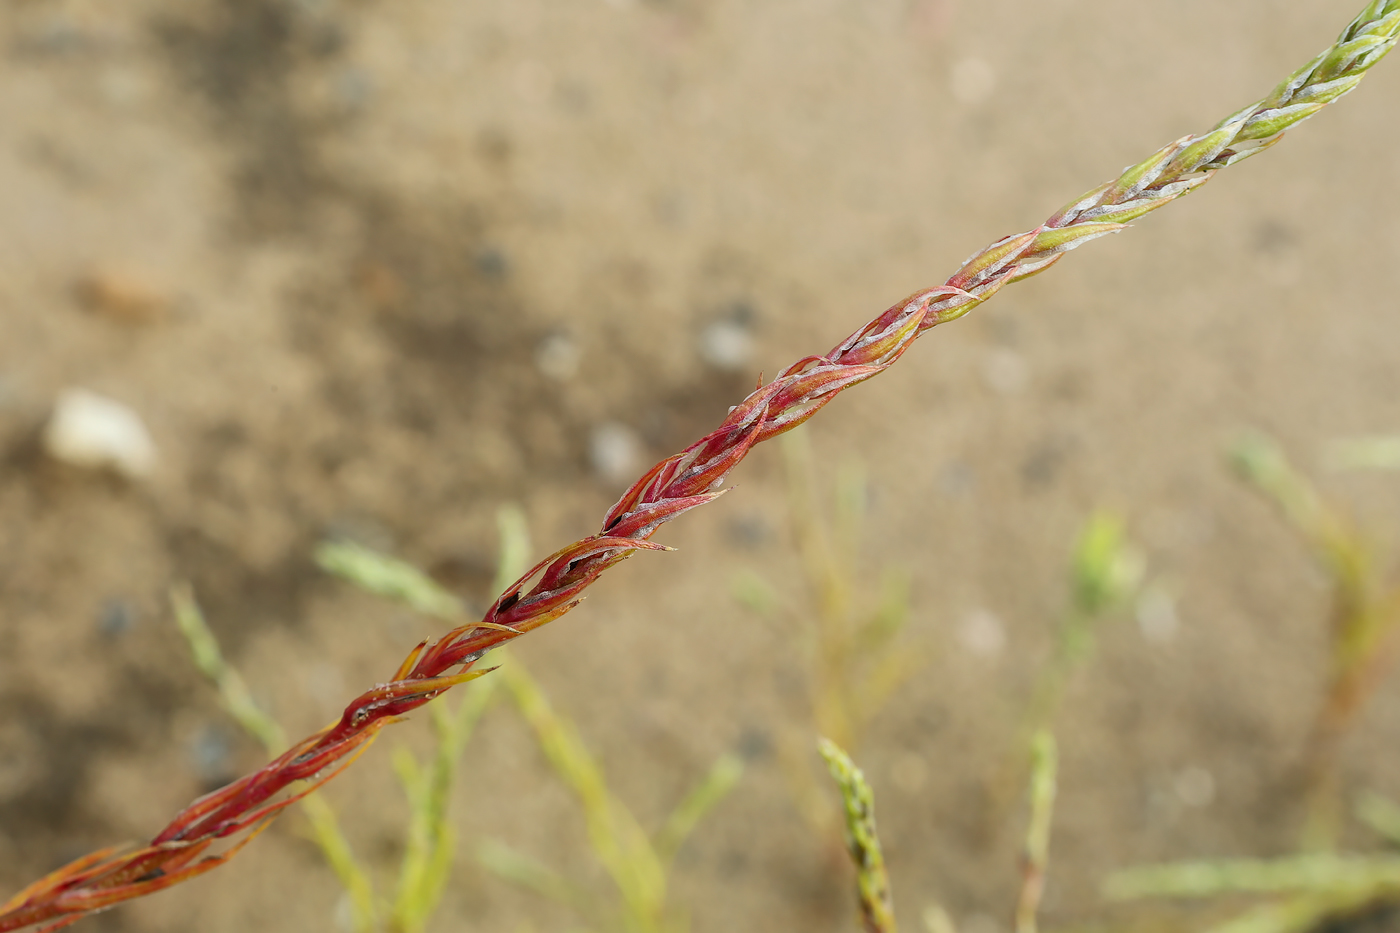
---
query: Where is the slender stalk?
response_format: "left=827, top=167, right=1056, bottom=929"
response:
left=1104, top=853, right=1400, bottom=901
left=170, top=586, right=380, bottom=933
left=1014, top=732, right=1058, bottom=933
left=500, top=660, right=671, bottom=933
left=820, top=738, right=897, bottom=933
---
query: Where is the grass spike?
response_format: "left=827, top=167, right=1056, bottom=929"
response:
left=819, top=737, right=897, bottom=933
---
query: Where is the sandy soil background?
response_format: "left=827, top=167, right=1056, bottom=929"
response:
left=2, top=1, right=1399, bottom=931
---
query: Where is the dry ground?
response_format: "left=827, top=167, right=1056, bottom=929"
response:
left=2, top=1, right=1399, bottom=931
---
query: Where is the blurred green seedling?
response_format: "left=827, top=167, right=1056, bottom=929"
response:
left=1231, top=433, right=1400, bottom=847
left=1105, top=790, right=1400, bottom=933
left=470, top=508, right=742, bottom=933
left=1014, top=732, right=1059, bottom=933
left=316, top=506, right=743, bottom=933
left=985, top=510, right=1142, bottom=819
left=733, top=427, right=922, bottom=833
left=1325, top=435, right=1400, bottom=472
left=481, top=661, right=743, bottom=933
left=1024, top=510, right=1145, bottom=739
left=174, top=510, right=523, bottom=930
left=1099, top=434, right=1400, bottom=933
left=172, top=579, right=491, bottom=933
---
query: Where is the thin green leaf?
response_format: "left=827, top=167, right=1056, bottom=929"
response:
left=1104, top=853, right=1400, bottom=900
left=315, top=540, right=463, bottom=621
left=477, top=838, right=603, bottom=919
left=1014, top=731, right=1058, bottom=933
left=170, top=586, right=378, bottom=933
left=654, top=754, right=744, bottom=864
left=503, top=661, right=668, bottom=927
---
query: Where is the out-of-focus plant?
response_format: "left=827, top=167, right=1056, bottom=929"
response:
left=312, top=538, right=505, bottom=933
left=984, top=512, right=1141, bottom=818
left=820, top=729, right=1060, bottom=933
left=319, top=507, right=742, bottom=933
left=820, top=738, right=897, bottom=933
left=1357, top=791, right=1400, bottom=844
left=1105, top=792, right=1400, bottom=933
left=1014, top=732, right=1058, bottom=933
left=170, top=587, right=380, bottom=932
left=482, top=662, right=742, bottom=933
left=1325, top=435, right=1400, bottom=472
left=777, top=429, right=921, bottom=755
left=1101, top=435, right=1400, bottom=933
left=733, top=428, right=921, bottom=832
left=475, top=508, right=743, bottom=933
left=1024, top=511, right=1145, bottom=738
left=172, top=537, right=502, bottom=933
left=1231, top=433, right=1400, bottom=846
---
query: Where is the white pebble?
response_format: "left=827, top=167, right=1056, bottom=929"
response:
left=699, top=320, right=754, bottom=371
left=44, top=388, right=157, bottom=479
left=1136, top=588, right=1180, bottom=643
left=923, top=907, right=957, bottom=933
left=590, top=422, right=641, bottom=483
left=958, top=607, right=1006, bottom=658
left=333, top=892, right=357, bottom=933
left=1173, top=766, right=1216, bottom=808
left=951, top=56, right=997, bottom=105
left=982, top=347, right=1028, bottom=394
left=536, top=332, right=581, bottom=381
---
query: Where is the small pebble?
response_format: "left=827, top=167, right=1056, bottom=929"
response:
left=951, top=56, right=997, bottom=105
left=1173, top=766, right=1216, bottom=808
left=939, top=460, right=975, bottom=496
left=333, top=67, right=373, bottom=112
left=98, top=67, right=153, bottom=107
left=536, top=332, right=581, bottom=381
left=736, top=727, right=773, bottom=762
left=355, top=260, right=405, bottom=308
left=43, top=388, right=157, bottom=479
left=188, top=725, right=234, bottom=782
left=982, top=347, right=1028, bottom=394
left=0, top=722, right=39, bottom=797
left=76, top=267, right=168, bottom=324
left=333, top=893, right=358, bottom=933
left=590, top=422, right=641, bottom=483
left=474, top=247, right=509, bottom=279
left=699, top=319, right=753, bottom=371
left=958, top=607, right=1006, bottom=658
left=12, top=16, right=88, bottom=57
left=98, top=598, right=136, bottom=637
left=726, top=514, right=771, bottom=548
left=1136, top=588, right=1180, bottom=643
